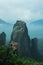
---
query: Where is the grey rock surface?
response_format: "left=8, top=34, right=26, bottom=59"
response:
left=10, top=20, right=30, bottom=57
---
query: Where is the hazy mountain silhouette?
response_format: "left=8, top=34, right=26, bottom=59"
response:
left=27, top=19, right=43, bottom=39
left=30, top=19, right=43, bottom=25
left=0, top=19, right=12, bottom=25
left=0, top=19, right=7, bottom=24
left=0, top=19, right=13, bottom=43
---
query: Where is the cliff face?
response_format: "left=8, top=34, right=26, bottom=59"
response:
left=10, top=20, right=30, bottom=56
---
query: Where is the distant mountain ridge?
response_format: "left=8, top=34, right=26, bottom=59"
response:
left=0, top=19, right=12, bottom=25
left=30, top=19, right=43, bottom=25
left=0, top=19, right=13, bottom=43
left=0, top=19, right=7, bottom=24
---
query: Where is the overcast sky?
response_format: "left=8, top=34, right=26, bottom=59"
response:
left=0, top=0, right=43, bottom=23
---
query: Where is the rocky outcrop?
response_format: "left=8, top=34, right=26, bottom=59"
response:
left=0, top=32, right=6, bottom=45
left=9, top=41, right=18, bottom=54
left=10, top=20, right=30, bottom=57
left=31, top=38, right=39, bottom=59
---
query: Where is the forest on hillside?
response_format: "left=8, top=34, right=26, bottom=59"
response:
left=0, top=45, right=43, bottom=65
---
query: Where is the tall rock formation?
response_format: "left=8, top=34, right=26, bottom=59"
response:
left=0, top=32, right=6, bottom=45
left=31, top=38, right=38, bottom=59
left=10, top=20, right=30, bottom=57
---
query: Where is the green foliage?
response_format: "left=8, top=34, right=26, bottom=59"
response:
left=0, top=45, right=43, bottom=65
